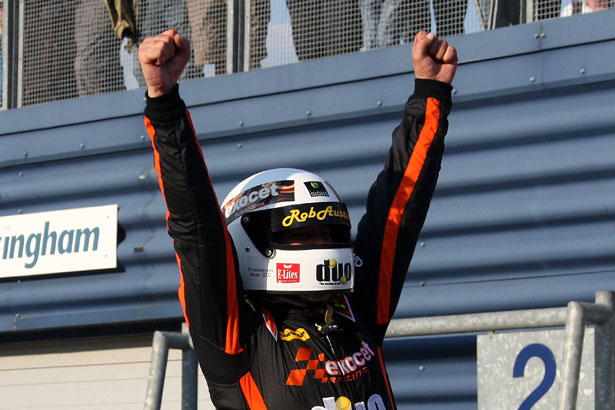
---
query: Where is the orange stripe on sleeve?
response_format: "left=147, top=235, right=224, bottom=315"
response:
left=175, top=253, right=190, bottom=327
left=240, top=372, right=268, bottom=410
left=145, top=116, right=190, bottom=327
left=377, top=98, right=441, bottom=324
left=144, top=116, right=168, bottom=223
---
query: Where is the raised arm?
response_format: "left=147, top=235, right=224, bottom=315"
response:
left=140, top=31, right=253, bottom=383
left=352, top=32, right=458, bottom=342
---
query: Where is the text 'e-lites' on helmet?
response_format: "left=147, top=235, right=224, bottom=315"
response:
left=220, top=168, right=354, bottom=295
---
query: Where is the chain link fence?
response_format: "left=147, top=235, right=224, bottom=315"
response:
left=0, top=0, right=610, bottom=108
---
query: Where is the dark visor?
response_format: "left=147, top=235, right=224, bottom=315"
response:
left=241, top=202, right=351, bottom=255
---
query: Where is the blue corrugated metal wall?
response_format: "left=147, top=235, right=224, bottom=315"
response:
left=0, top=10, right=614, bottom=409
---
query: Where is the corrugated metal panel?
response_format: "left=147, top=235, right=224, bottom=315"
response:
left=0, top=334, right=214, bottom=409
left=0, top=10, right=614, bottom=409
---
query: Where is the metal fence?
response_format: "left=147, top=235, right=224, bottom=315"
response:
left=0, top=0, right=611, bottom=109
left=144, top=291, right=615, bottom=410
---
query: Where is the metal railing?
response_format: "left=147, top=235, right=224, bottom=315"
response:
left=388, top=291, right=615, bottom=410
left=144, top=324, right=198, bottom=410
left=144, top=291, right=614, bottom=410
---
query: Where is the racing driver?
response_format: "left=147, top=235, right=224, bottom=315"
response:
left=140, top=28, right=457, bottom=410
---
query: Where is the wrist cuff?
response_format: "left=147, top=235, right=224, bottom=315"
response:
left=414, top=79, right=452, bottom=101
left=144, top=84, right=187, bottom=122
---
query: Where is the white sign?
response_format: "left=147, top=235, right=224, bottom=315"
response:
left=0, top=204, right=118, bottom=278
left=477, top=329, right=596, bottom=410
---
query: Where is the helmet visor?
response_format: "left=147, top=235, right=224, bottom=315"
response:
left=241, top=202, right=352, bottom=255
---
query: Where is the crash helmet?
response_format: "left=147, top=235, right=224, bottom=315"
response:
left=221, top=168, right=354, bottom=294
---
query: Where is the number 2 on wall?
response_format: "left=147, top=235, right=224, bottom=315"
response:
left=513, top=343, right=557, bottom=410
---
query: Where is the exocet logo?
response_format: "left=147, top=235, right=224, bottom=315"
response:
left=285, top=340, right=375, bottom=386
left=224, top=183, right=279, bottom=219
left=276, top=263, right=300, bottom=283
left=316, top=258, right=351, bottom=285
left=312, top=394, right=387, bottom=410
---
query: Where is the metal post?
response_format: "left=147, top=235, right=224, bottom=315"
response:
left=181, top=324, right=198, bottom=410
left=243, top=0, right=251, bottom=72
left=182, top=348, right=198, bottom=410
left=594, top=291, right=615, bottom=410
left=229, top=0, right=245, bottom=73
left=16, top=0, right=23, bottom=107
left=144, top=331, right=170, bottom=410
left=2, top=0, right=20, bottom=109
left=226, top=0, right=235, bottom=74
left=144, top=330, right=195, bottom=410
left=560, top=301, right=586, bottom=410
left=559, top=292, right=614, bottom=410
left=525, top=0, right=534, bottom=23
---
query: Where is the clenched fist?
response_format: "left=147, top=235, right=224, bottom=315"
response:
left=138, top=29, right=191, bottom=98
left=412, top=31, right=458, bottom=85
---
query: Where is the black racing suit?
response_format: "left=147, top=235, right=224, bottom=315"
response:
left=144, top=78, right=452, bottom=410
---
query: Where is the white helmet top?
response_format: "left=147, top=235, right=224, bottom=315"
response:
left=221, top=168, right=354, bottom=294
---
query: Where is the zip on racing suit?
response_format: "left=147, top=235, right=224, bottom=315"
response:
left=144, top=78, right=452, bottom=410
